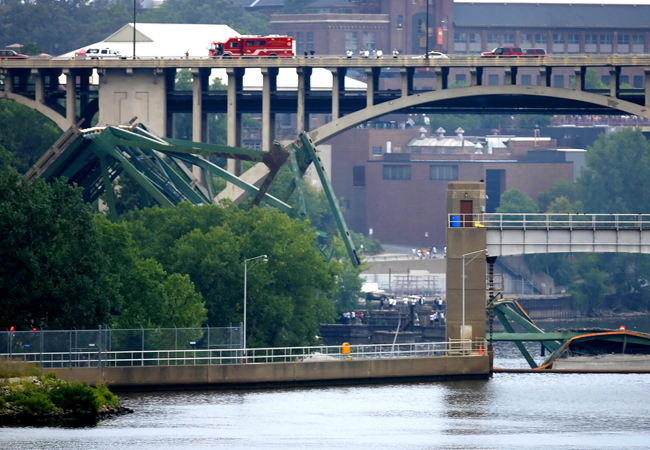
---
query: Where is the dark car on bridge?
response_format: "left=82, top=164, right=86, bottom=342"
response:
left=0, top=49, right=28, bottom=60
left=481, top=47, right=523, bottom=57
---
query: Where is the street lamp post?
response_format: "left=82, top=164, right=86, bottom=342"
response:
left=461, top=249, right=488, bottom=341
left=243, top=254, right=268, bottom=354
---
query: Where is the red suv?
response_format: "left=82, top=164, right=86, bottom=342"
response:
left=523, top=48, right=547, bottom=57
left=481, top=47, right=523, bottom=57
left=0, top=49, right=28, bottom=59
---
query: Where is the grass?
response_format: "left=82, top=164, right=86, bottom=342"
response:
left=0, top=358, right=42, bottom=378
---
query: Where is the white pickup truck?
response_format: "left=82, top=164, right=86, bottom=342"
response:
left=78, top=48, right=127, bottom=59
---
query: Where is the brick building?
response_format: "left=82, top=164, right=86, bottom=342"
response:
left=328, top=126, right=577, bottom=247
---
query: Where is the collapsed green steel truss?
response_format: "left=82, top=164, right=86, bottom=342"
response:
left=488, top=297, right=650, bottom=369
left=28, top=124, right=360, bottom=267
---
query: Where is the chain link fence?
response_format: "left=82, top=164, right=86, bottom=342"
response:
left=0, top=326, right=242, bottom=368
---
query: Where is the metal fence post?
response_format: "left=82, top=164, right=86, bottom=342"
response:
left=98, top=325, right=102, bottom=368
left=141, top=326, right=145, bottom=366
left=39, top=329, right=43, bottom=366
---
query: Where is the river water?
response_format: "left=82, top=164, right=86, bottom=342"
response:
left=2, top=318, right=650, bottom=450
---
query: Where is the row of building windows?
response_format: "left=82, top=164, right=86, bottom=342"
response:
left=353, top=165, right=460, bottom=185
left=345, top=32, right=376, bottom=52
left=454, top=33, right=646, bottom=54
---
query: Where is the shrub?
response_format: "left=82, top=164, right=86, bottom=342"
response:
left=10, top=390, right=55, bottom=414
left=0, top=359, right=41, bottom=378
left=49, top=382, right=99, bottom=416
left=93, top=383, right=119, bottom=409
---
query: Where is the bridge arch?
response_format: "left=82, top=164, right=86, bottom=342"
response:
left=309, top=85, right=650, bottom=145
left=1, top=91, right=68, bottom=131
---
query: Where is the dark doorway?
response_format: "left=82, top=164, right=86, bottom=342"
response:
left=486, top=169, right=505, bottom=213
left=461, top=200, right=473, bottom=227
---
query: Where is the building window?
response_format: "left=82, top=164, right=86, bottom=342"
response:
left=383, top=165, right=411, bottom=180
left=311, top=8, right=331, bottom=13
left=455, top=74, right=466, bottom=85
left=372, top=146, right=382, bottom=155
left=520, top=33, right=532, bottom=47
left=430, top=165, right=458, bottom=180
left=600, top=35, right=612, bottom=54
left=601, top=75, right=610, bottom=86
left=618, top=34, right=630, bottom=53
left=620, top=75, right=629, bottom=86
left=633, top=35, right=645, bottom=53
left=363, top=32, right=375, bottom=51
left=634, top=75, right=643, bottom=89
left=454, top=33, right=467, bottom=54
left=306, top=32, right=314, bottom=51
left=585, top=34, right=597, bottom=53
left=345, top=32, right=358, bottom=51
left=487, top=33, right=499, bottom=45
left=488, top=74, right=499, bottom=85
left=534, top=34, right=547, bottom=50
left=536, top=75, right=541, bottom=86
left=397, top=15, right=403, bottom=30
left=296, top=32, right=304, bottom=55
left=339, top=8, right=352, bottom=14
left=353, top=165, right=366, bottom=187
left=552, top=34, right=565, bottom=54
left=503, top=34, right=515, bottom=45
left=553, top=74, right=564, bottom=88
left=521, top=74, right=532, bottom=86
left=567, top=34, right=580, bottom=54
left=469, top=33, right=482, bottom=54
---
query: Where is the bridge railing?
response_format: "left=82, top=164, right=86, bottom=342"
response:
left=1, top=340, right=488, bottom=368
left=449, top=213, right=650, bottom=230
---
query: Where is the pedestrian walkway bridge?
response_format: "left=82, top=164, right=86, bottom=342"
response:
left=454, top=213, right=650, bottom=257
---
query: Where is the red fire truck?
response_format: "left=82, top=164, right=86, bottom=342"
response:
left=209, top=35, right=294, bottom=59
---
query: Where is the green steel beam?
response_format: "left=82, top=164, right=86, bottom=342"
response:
left=144, top=150, right=208, bottom=205
left=299, top=132, right=360, bottom=267
left=492, top=332, right=585, bottom=341
left=494, top=309, right=538, bottom=369
left=170, top=152, right=293, bottom=215
left=40, top=138, right=87, bottom=180
left=493, top=302, right=559, bottom=352
left=89, top=134, right=175, bottom=208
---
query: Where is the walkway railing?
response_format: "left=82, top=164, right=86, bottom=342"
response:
left=449, top=213, right=650, bottom=230
left=1, top=340, right=488, bottom=369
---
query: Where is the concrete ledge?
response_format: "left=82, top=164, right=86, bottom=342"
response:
left=50, top=355, right=490, bottom=391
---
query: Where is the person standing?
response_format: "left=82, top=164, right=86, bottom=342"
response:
left=346, top=49, right=353, bottom=58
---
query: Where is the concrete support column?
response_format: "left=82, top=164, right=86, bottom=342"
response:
left=64, top=69, right=76, bottom=124
left=79, top=69, right=91, bottom=117
left=574, top=67, right=583, bottom=91
left=192, top=68, right=210, bottom=143
left=331, top=68, right=345, bottom=121
left=1, top=70, right=13, bottom=93
left=610, top=66, right=620, bottom=98
left=261, top=67, right=278, bottom=151
left=435, top=67, right=448, bottom=90
left=296, top=67, right=312, bottom=133
left=470, top=67, right=483, bottom=87
left=445, top=182, right=487, bottom=346
left=504, top=67, right=517, bottom=85
left=32, top=69, right=44, bottom=104
left=645, top=67, right=650, bottom=107
left=540, top=67, right=552, bottom=87
left=163, top=68, right=175, bottom=138
left=400, top=67, right=414, bottom=97
left=227, top=68, right=244, bottom=176
left=365, top=67, right=379, bottom=108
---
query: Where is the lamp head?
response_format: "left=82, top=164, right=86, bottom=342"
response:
left=263, top=255, right=268, bottom=263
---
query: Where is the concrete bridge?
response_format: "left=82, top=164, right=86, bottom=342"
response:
left=3, top=55, right=650, bottom=147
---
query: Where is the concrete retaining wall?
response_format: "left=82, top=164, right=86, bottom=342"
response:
left=50, top=355, right=490, bottom=391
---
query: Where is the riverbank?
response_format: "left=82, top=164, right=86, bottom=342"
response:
left=0, top=362, right=132, bottom=426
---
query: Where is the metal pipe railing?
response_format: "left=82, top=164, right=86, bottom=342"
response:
left=449, top=213, right=650, bottom=230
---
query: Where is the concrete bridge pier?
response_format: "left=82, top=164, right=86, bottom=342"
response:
left=445, top=182, right=487, bottom=348
left=63, top=69, right=77, bottom=124
left=365, top=67, right=380, bottom=107
left=435, top=67, right=449, bottom=90
left=296, top=67, right=312, bottom=132
left=261, top=67, right=278, bottom=151
left=98, top=68, right=174, bottom=136
left=331, top=67, right=346, bottom=120
left=400, top=67, right=414, bottom=97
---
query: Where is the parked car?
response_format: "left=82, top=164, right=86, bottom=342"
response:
left=413, top=51, right=449, bottom=59
left=85, top=48, right=127, bottom=60
left=523, top=48, right=547, bottom=57
left=481, top=47, right=523, bottom=57
left=0, top=49, right=28, bottom=60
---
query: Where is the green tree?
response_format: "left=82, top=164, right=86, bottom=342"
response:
left=496, top=189, right=539, bottom=214
left=0, top=171, right=115, bottom=330
left=578, top=128, right=650, bottom=213
left=537, top=180, right=581, bottom=212
left=568, top=255, right=610, bottom=316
